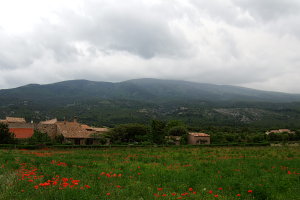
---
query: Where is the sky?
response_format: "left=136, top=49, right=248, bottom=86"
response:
left=0, top=0, right=300, bottom=93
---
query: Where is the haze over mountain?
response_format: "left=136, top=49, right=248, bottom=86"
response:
left=1, top=78, right=300, bottom=104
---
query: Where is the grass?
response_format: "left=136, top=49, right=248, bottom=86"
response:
left=0, top=146, right=299, bottom=200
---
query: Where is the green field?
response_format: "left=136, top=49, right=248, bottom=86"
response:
left=0, top=147, right=299, bottom=200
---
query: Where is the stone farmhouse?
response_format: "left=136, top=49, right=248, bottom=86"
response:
left=36, top=118, right=109, bottom=145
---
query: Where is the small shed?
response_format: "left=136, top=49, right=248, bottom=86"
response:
left=188, top=132, right=210, bottom=145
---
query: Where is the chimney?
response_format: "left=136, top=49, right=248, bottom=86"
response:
left=74, top=116, right=77, bottom=123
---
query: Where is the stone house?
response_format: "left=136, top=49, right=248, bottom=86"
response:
left=188, top=132, right=210, bottom=145
left=37, top=118, right=109, bottom=145
left=265, top=129, right=295, bottom=135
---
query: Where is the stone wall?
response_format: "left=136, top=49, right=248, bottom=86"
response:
left=36, top=124, right=58, bottom=139
left=188, top=135, right=210, bottom=145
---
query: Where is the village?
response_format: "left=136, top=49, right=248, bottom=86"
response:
left=0, top=116, right=214, bottom=145
left=1, top=116, right=298, bottom=146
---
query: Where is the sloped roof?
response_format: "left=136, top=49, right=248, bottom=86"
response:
left=81, top=125, right=109, bottom=132
left=2, top=117, right=26, bottom=123
left=40, top=118, right=57, bottom=124
left=189, top=132, right=210, bottom=137
left=56, top=121, right=94, bottom=138
left=91, top=127, right=109, bottom=132
left=81, top=124, right=92, bottom=129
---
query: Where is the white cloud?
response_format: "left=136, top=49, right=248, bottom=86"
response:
left=0, top=0, right=300, bottom=93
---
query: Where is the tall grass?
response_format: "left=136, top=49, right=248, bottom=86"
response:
left=0, top=147, right=299, bottom=200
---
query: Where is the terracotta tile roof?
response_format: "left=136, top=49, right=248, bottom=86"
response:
left=56, top=121, right=94, bottom=139
left=3, top=117, right=26, bottom=123
left=189, top=132, right=210, bottom=137
left=81, top=124, right=92, bottom=129
left=9, top=128, right=34, bottom=139
left=91, top=127, right=109, bottom=132
left=40, top=118, right=57, bottom=124
left=81, top=125, right=109, bottom=132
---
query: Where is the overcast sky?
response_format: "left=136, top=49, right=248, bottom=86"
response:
left=0, top=0, right=300, bottom=93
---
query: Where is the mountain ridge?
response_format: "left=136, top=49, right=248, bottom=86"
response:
left=1, top=78, right=300, bottom=103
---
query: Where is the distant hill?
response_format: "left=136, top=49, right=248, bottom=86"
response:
left=1, top=78, right=300, bottom=104
left=1, top=78, right=300, bottom=128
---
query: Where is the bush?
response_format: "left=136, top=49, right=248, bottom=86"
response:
left=0, top=123, right=15, bottom=144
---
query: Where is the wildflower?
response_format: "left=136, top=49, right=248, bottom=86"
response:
left=34, top=185, right=39, bottom=189
left=62, top=182, right=69, bottom=188
left=62, top=178, right=68, bottom=182
left=106, top=193, right=111, bottom=196
left=162, top=194, right=167, bottom=197
left=248, top=190, right=253, bottom=193
left=171, top=193, right=177, bottom=196
left=214, top=194, right=219, bottom=197
left=209, top=190, right=213, bottom=194
left=188, top=188, right=193, bottom=191
left=218, top=187, right=223, bottom=190
left=85, top=185, right=91, bottom=189
left=237, top=194, right=241, bottom=197
left=157, top=188, right=163, bottom=191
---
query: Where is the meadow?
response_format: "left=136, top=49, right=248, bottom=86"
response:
left=0, top=146, right=299, bottom=200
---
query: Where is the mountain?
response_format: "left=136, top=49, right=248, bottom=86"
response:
left=1, top=78, right=300, bottom=128
left=1, top=78, right=300, bottom=104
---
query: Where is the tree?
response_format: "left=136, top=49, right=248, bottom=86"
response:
left=151, top=120, right=166, bottom=144
left=168, top=126, right=188, bottom=136
left=0, top=123, right=15, bottom=144
left=28, top=130, right=52, bottom=145
left=109, top=123, right=150, bottom=144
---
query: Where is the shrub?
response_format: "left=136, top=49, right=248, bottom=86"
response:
left=0, top=123, right=15, bottom=144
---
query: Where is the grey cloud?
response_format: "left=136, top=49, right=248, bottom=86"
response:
left=38, top=0, right=191, bottom=59
left=0, top=0, right=300, bottom=93
left=233, top=0, right=300, bottom=22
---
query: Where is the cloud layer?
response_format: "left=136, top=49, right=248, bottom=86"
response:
left=0, top=0, right=300, bottom=93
